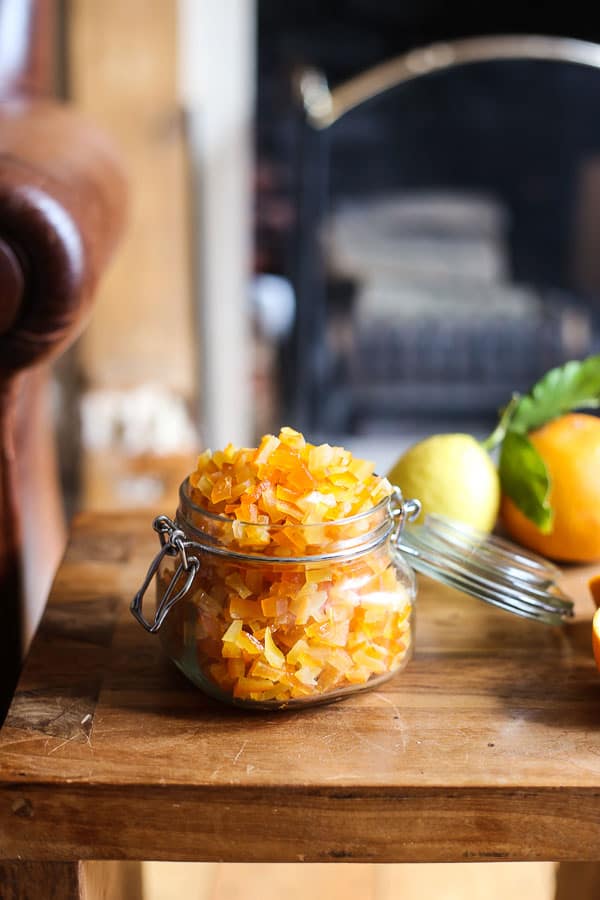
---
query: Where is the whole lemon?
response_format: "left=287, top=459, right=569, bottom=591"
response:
left=388, top=433, right=500, bottom=533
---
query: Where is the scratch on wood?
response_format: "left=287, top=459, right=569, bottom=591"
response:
left=324, top=773, right=365, bottom=782
left=210, top=740, right=249, bottom=779
left=372, top=691, right=401, bottom=717
left=352, top=730, right=397, bottom=757
left=46, top=713, right=95, bottom=755
left=372, top=691, right=408, bottom=751
left=81, top=713, right=94, bottom=746
left=48, top=734, right=79, bottom=755
left=232, top=741, right=248, bottom=764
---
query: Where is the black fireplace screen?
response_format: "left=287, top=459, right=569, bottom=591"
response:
left=272, top=41, right=600, bottom=434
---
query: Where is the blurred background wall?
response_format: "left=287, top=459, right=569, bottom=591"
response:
left=59, top=0, right=254, bottom=516
left=60, top=0, right=197, bottom=513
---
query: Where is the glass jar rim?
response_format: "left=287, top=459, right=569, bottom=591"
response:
left=178, top=476, right=393, bottom=529
left=173, top=477, right=409, bottom=563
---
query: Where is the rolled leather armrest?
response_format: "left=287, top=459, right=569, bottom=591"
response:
left=0, top=98, right=127, bottom=371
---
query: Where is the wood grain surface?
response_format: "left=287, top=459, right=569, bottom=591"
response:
left=0, top=512, right=599, bottom=863
left=0, top=861, right=82, bottom=900
left=0, top=859, right=143, bottom=900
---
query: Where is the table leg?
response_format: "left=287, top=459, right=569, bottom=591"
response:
left=0, top=860, right=143, bottom=900
left=555, top=862, right=600, bottom=899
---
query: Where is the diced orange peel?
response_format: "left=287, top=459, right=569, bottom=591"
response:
left=162, top=429, right=412, bottom=704
left=188, top=427, right=391, bottom=544
left=186, top=545, right=413, bottom=704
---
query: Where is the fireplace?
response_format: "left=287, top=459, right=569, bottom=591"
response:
left=256, top=9, right=600, bottom=438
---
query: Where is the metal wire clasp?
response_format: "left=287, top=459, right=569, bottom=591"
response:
left=389, top=488, right=421, bottom=544
left=130, top=515, right=200, bottom=634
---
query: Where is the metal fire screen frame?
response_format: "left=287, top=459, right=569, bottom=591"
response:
left=288, top=35, right=600, bottom=433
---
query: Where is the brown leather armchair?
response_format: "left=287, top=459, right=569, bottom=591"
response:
left=0, top=0, right=126, bottom=718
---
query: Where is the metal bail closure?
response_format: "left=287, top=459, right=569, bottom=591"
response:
left=131, top=516, right=200, bottom=633
left=389, top=487, right=422, bottom=543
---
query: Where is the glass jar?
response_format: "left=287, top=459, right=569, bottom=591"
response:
left=131, top=480, right=420, bottom=709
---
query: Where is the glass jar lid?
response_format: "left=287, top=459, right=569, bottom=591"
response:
left=395, top=511, right=574, bottom=626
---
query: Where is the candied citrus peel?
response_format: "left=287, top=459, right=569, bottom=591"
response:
left=160, top=429, right=413, bottom=705
left=189, top=427, right=392, bottom=529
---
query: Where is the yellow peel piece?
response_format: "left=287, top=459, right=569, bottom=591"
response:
left=264, top=627, right=285, bottom=668
left=222, top=620, right=242, bottom=643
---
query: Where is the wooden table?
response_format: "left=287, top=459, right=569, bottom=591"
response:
left=1, top=512, right=599, bottom=898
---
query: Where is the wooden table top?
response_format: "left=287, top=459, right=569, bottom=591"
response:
left=1, top=511, right=599, bottom=864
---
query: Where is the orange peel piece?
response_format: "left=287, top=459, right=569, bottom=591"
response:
left=188, top=427, right=393, bottom=534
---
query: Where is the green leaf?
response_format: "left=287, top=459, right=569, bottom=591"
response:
left=499, top=431, right=553, bottom=533
left=510, top=355, right=600, bottom=434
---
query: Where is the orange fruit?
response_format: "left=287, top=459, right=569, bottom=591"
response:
left=593, top=608, right=600, bottom=672
left=590, top=575, right=600, bottom=609
left=501, top=413, right=600, bottom=562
